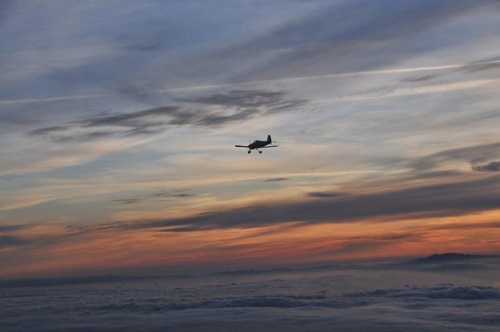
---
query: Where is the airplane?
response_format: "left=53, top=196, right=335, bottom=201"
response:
left=235, top=135, right=278, bottom=154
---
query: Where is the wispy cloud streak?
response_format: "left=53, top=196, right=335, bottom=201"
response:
left=3, top=61, right=499, bottom=105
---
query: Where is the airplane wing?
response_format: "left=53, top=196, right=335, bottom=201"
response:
left=261, top=145, right=279, bottom=148
left=235, top=145, right=249, bottom=148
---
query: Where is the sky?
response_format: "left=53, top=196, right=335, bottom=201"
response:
left=1, top=0, right=500, bottom=279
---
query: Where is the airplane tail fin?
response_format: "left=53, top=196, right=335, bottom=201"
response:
left=267, top=135, right=272, bottom=144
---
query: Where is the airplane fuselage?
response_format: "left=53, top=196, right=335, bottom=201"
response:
left=248, top=140, right=270, bottom=149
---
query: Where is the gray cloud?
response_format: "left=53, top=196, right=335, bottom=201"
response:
left=28, top=90, right=305, bottom=141
left=29, top=126, right=70, bottom=136
left=326, top=233, right=423, bottom=255
left=94, top=294, right=358, bottom=311
left=27, top=106, right=179, bottom=139
left=472, top=162, right=500, bottom=172
left=110, top=90, right=303, bottom=128
left=177, top=90, right=307, bottom=125
left=0, top=275, right=149, bottom=288
left=180, top=90, right=287, bottom=108
left=401, top=75, right=438, bottom=82
left=0, top=224, right=33, bottom=233
left=152, top=189, right=196, bottom=199
left=307, top=192, right=344, bottom=198
left=171, top=194, right=196, bottom=198
left=111, top=198, right=141, bottom=205
left=0, top=235, right=28, bottom=249
left=0, top=225, right=110, bottom=251
left=81, top=106, right=178, bottom=128
left=405, top=170, right=466, bottom=180
left=411, top=142, right=500, bottom=170
left=422, top=263, right=487, bottom=272
left=263, top=178, right=289, bottom=182
left=194, top=109, right=257, bottom=127
left=125, top=175, right=500, bottom=232
left=348, top=284, right=500, bottom=301
left=66, top=221, right=125, bottom=233
left=466, top=62, right=500, bottom=72
left=464, top=56, right=500, bottom=72
left=329, top=240, right=392, bottom=256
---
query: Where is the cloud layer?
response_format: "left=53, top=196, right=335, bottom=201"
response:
left=2, top=261, right=500, bottom=332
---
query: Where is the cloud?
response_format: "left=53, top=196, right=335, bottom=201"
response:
left=0, top=235, right=28, bottom=249
left=429, top=221, right=500, bottom=231
left=28, top=106, right=180, bottom=139
left=0, top=139, right=140, bottom=175
left=349, top=284, right=500, bottom=301
left=401, top=75, right=438, bottom=82
left=405, top=170, right=465, bottom=180
left=3, top=59, right=499, bottom=107
left=0, top=233, right=69, bottom=251
left=465, top=57, right=500, bottom=72
left=29, top=126, right=70, bottom=136
left=82, top=106, right=178, bottom=131
left=65, top=221, right=126, bottom=233
left=397, top=253, right=500, bottom=272
left=0, top=199, right=48, bottom=212
left=152, top=190, right=197, bottom=199
left=334, top=79, right=498, bottom=103
left=171, top=194, right=195, bottom=198
left=307, top=192, right=344, bottom=198
left=411, top=142, right=500, bottom=170
left=175, top=89, right=307, bottom=124
left=2, top=0, right=497, bottom=110
left=96, top=294, right=362, bottom=311
left=28, top=90, right=306, bottom=142
left=125, top=175, right=500, bottom=232
left=421, top=262, right=487, bottom=272
left=3, top=273, right=500, bottom=332
left=328, top=233, right=423, bottom=255
left=412, top=253, right=498, bottom=263
left=111, top=199, right=141, bottom=205
left=211, top=0, right=498, bottom=83
left=0, top=275, right=147, bottom=288
left=472, top=162, right=500, bottom=172
left=180, top=90, right=288, bottom=108
left=0, top=224, right=33, bottom=233
left=264, top=178, right=289, bottom=182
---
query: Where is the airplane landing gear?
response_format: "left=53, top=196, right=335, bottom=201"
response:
left=248, top=150, right=251, bottom=154
left=259, top=151, right=262, bottom=154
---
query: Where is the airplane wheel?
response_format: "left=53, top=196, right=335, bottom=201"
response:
left=259, top=151, right=262, bottom=154
left=248, top=151, right=251, bottom=154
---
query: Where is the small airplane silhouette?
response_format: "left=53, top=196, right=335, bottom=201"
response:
left=235, top=135, right=279, bottom=154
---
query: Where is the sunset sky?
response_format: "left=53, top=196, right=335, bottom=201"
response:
left=1, top=0, right=500, bottom=278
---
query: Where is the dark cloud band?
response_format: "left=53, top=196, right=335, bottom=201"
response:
left=126, top=175, right=500, bottom=232
left=28, top=90, right=306, bottom=142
